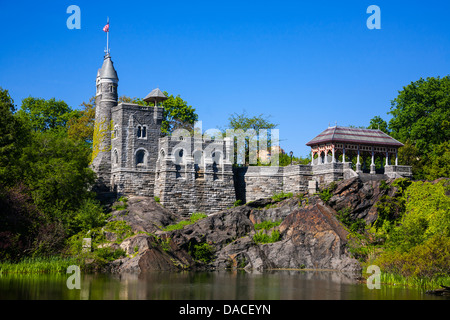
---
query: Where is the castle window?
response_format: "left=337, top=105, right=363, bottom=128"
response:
left=136, top=150, right=145, bottom=166
left=137, top=126, right=142, bottom=138
left=114, top=149, right=119, bottom=165
left=137, top=125, right=147, bottom=139
left=175, top=164, right=182, bottom=179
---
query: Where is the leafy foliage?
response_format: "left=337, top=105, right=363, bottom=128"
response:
left=253, top=230, right=281, bottom=244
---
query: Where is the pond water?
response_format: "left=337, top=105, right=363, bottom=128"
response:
left=0, top=270, right=446, bottom=300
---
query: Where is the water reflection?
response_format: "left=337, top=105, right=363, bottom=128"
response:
left=0, top=270, right=446, bottom=300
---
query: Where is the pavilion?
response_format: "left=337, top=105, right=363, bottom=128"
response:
left=306, top=126, right=412, bottom=178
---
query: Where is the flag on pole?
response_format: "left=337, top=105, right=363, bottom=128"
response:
left=103, top=23, right=109, bottom=32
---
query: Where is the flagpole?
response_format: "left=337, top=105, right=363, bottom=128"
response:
left=106, top=17, right=110, bottom=54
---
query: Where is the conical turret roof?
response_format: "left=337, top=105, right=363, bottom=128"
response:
left=99, top=53, right=118, bottom=80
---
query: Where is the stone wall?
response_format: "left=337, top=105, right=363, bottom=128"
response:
left=155, top=136, right=236, bottom=215
left=234, top=165, right=313, bottom=204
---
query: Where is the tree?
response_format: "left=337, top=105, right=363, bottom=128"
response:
left=0, top=87, right=30, bottom=186
left=18, top=131, right=97, bottom=224
left=423, top=141, right=450, bottom=181
left=367, top=116, right=389, bottom=134
left=16, top=97, right=77, bottom=133
left=67, top=97, right=96, bottom=145
left=387, top=76, right=450, bottom=179
left=223, top=111, right=278, bottom=166
left=388, top=76, right=450, bottom=153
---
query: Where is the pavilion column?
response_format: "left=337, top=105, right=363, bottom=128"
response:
left=370, top=147, right=376, bottom=175
left=385, top=151, right=389, bottom=166
left=356, top=146, right=362, bottom=172
left=332, top=146, right=336, bottom=163
left=324, top=151, right=328, bottom=164
left=395, top=149, right=398, bottom=166
left=342, top=146, right=346, bottom=163
left=311, top=150, right=314, bottom=166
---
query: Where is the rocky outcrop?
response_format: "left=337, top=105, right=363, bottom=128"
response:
left=109, top=195, right=180, bottom=234
left=326, top=177, right=395, bottom=224
left=213, top=202, right=360, bottom=272
left=105, top=177, right=402, bottom=274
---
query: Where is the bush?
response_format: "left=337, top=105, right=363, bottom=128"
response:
left=253, top=230, right=281, bottom=244
left=319, top=188, right=333, bottom=203
left=191, top=242, right=215, bottom=263
left=374, top=234, right=450, bottom=279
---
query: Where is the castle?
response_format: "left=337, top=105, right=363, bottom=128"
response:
left=91, top=53, right=412, bottom=215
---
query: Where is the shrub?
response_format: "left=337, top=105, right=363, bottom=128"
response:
left=253, top=230, right=281, bottom=244
left=154, top=196, right=160, bottom=203
left=191, top=242, right=215, bottom=263
left=319, top=188, right=333, bottom=203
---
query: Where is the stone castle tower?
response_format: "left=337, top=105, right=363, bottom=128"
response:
left=91, top=53, right=119, bottom=192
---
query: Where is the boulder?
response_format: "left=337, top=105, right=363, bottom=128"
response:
left=109, top=196, right=181, bottom=234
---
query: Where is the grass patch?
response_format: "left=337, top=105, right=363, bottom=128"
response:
left=112, top=196, right=128, bottom=211
left=254, top=220, right=281, bottom=231
left=163, top=212, right=208, bottom=231
left=0, top=256, right=81, bottom=274
left=271, top=191, right=293, bottom=202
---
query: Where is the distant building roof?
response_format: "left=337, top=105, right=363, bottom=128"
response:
left=306, top=126, right=404, bottom=147
left=99, top=53, right=118, bottom=80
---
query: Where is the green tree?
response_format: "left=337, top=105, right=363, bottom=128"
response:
left=388, top=76, right=450, bottom=179
left=18, top=131, right=97, bottom=233
left=223, top=111, right=278, bottom=166
left=389, top=76, right=450, bottom=152
left=0, top=87, right=30, bottom=185
left=367, top=116, right=389, bottom=134
left=67, top=97, right=96, bottom=145
left=16, top=97, right=77, bottom=133
left=423, top=141, right=450, bottom=181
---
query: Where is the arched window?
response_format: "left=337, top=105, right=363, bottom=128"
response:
left=136, top=150, right=145, bottom=166
left=114, top=149, right=119, bottom=165
left=136, top=125, right=147, bottom=139
left=137, top=126, right=142, bottom=138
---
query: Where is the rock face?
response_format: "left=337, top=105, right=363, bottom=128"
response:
left=213, top=202, right=360, bottom=272
left=109, top=195, right=180, bottom=234
left=327, top=177, right=395, bottom=224
left=105, top=177, right=398, bottom=274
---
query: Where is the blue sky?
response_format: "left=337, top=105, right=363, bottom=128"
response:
left=1, top=0, right=449, bottom=156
